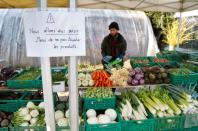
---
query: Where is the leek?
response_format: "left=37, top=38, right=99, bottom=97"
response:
left=143, top=102, right=156, bottom=115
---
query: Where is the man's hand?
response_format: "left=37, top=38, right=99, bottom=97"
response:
left=103, top=56, right=112, bottom=63
left=116, top=54, right=124, bottom=61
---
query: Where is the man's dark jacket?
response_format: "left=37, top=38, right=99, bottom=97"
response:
left=101, top=33, right=127, bottom=59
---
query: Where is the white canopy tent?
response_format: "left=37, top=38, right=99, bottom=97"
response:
left=79, top=0, right=198, bottom=12
left=0, top=0, right=198, bottom=12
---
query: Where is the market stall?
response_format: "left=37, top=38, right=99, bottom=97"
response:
left=0, top=0, right=198, bottom=131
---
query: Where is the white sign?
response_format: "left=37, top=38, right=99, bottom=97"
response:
left=23, top=11, right=86, bottom=57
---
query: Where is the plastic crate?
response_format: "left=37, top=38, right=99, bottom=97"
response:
left=56, top=125, right=85, bottom=131
left=130, top=57, right=156, bottom=68
left=157, top=51, right=183, bottom=62
left=155, top=115, right=185, bottom=130
left=37, top=67, right=67, bottom=91
left=149, top=57, right=171, bottom=66
left=184, top=126, right=198, bottom=131
left=85, top=111, right=121, bottom=131
left=0, top=128, right=8, bottom=131
left=83, top=96, right=116, bottom=110
left=170, top=73, right=198, bottom=85
left=0, top=91, right=26, bottom=112
left=184, top=113, right=198, bottom=128
left=9, top=126, right=46, bottom=131
left=189, top=53, right=198, bottom=62
left=118, top=114, right=155, bottom=131
left=7, top=70, right=42, bottom=89
left=180, top=63, right=198, bottom=73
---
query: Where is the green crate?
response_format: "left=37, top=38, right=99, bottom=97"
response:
left=130, top=57, right=156, bottom=68
left=17, top=94, right=44, bottom=108
left=0, top=127, right=8, bottom=131
left=56, top=125, right=85, bottom=131
left=184, top=126, right=198, bottom=131
left=118, top=114, right=155, bottom=131
left=85, top=111, right=121, bottom=131
left=10, top=126, right=46, bottom=131
left=51, top=66, right=67, bottom=74
left=149, top=57, right=171, bottom=66
left=180, top=63, right=198, bottom=73
left=184, top=113, right=198, bottom=128
left=0, top=91, right=26, bottom=112
left=7, top=70, right=42, bottom=89
left=170, top=73, right=198, bottom=85
left=158, top=61, right=180, bottom=68
left=189, top=53, right=198, bottom=62
left=86, top=123, right=121, bottom=131
left=157, top=51, right=183, bottom=62
left=83, top=96, right=116, bottom=110
left=155, top=115, right=185, bottom=131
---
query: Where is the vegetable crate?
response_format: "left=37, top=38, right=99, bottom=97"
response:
left=170, top=73, right=198, bottom=85
left=86, top=122, right=121, bottom=131
left=118, top=115, right=155, bottom=131
left=130, top=57, right=156, bottom=68
left=84, top=111, right=121, bottom=131
left=184, top=126, right=198, bottom=131
left=0, top=128, right=8, bottom=131
left=189, top=53, right=198, bottom=62
left=38, top=66, right=67, bottom=92
left=7, top=70, right=42, bottom=89
left=154, top=115, right=185, bottom=131
left=9, top=126, right=46, bottom=131
left=17, top=92, right=44, bottom=107
left=56, top=125, right=85, bottom=131
left=184, top=113, right=198, bottom=128
left=83, top=96, right=116, bottom=110
left=0, top=91, right=27, bottom=112
left=157, top=51, right=183, bottom=62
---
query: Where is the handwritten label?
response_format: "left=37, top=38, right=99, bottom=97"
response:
left=23, top=11, right=85, bottom=57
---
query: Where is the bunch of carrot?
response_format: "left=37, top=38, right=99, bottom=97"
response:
left=91, top=70, right=113, bottom=87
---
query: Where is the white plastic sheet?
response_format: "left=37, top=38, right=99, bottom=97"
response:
left=0, top=8, right=158, bottom=66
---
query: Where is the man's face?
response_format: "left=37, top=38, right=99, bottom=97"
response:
left=110, top=28, right=118, bottom=36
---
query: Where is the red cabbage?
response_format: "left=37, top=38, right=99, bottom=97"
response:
left=127, top=77, right=132, bottom=84
left=139, top=79, right=145, bottom=85
left=129, top=70, right=135, bottom=77
left=134, top=68, right=142, bottom=74
left=131, top=79, right=139, bottom=85
left=135, top=74, right=143, bottom=80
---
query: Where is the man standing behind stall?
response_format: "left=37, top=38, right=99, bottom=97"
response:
left=101, top=22, right=127, bottom=67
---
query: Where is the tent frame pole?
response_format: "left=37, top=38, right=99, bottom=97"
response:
left=68, top=0, right=79, bottom=131
left=38, top=0, right=56, bottom=131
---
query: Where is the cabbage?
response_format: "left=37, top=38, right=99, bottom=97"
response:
left=135, top=74, right=143, bottom=80
left=87, top=117, right=98, bottom=125
left=88, top=80, right=94, bottom=86
left=86, top=109, right=97, bottom=118
left=78, top=73, right=86, bottom=81
left=129, top=70, right=135, bottom=77
left=98, top=114, right=111, bottom=124
left=55, top=110, right=64, bottom=121
left=131, top=79, right=139, bottom=85
left=134, top=68, right=142, bottom=74
left=127, top=77, right=132, bottom=84
left=139, top=79, right=145, bottom=85
left=57, top=118, right=69, bottom=126
left=105, top=109, right=117, bottom=121
left=82, top=80, right=89, bottom=87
